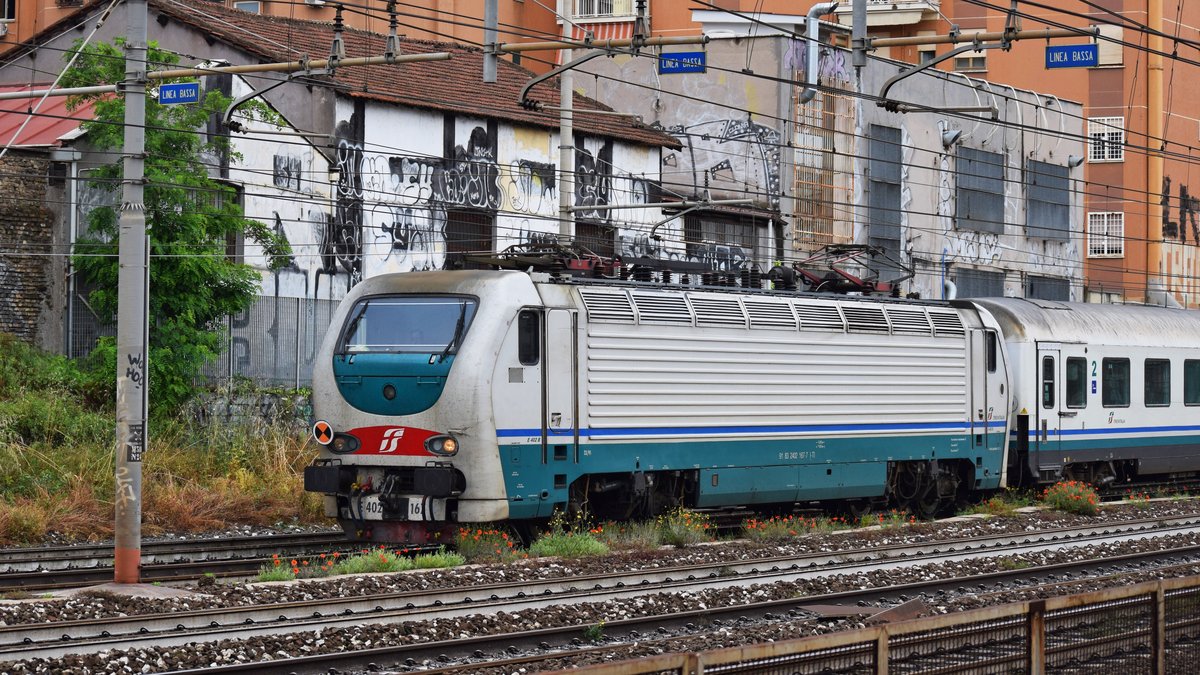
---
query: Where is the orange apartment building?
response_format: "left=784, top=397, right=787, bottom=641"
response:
left=4, top=0, right=1194, bottom=304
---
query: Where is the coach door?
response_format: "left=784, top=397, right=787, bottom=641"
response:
left=542, top=309, right=578, bottom=465
left=1036, top=345, right=1061, bottom=456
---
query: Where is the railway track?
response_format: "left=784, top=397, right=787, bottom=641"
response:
left=0, top=531, right=350, bottom=592
left=5, top=513, right=1200, bottom=669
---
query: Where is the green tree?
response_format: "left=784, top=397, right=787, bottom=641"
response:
left=60, top=39, right=290, bottom=411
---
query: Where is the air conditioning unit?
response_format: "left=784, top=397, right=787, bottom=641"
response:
left=0, top=24, right=9, bottom=39
left=305, top=0, right=326, bottom=5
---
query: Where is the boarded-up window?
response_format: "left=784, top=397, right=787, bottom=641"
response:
left=1026, top=275, right=1069, bottom=301
left=868, top=125, right=902, bottom=262
left=955, top=268, right=1005, bottom=298
left=956, top=147, right=1005, bottom=234
left=1025, top=160, right=1070, bottom=240
left=576, top=221, right=614, bottom=258
left=1095, top=24, right=1122, bottom=66
left=445, top=209, right=494, bottom=269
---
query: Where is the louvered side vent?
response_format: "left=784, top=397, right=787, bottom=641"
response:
left=631, top=291, right=693, bottom=325
left=578, top=288, right=635, bottom=323
left=886, top=307, right=933, bottom=336
left=743, top=299, right=798, bottom=330
left=929, top=310, right=967, bottom=337
left=843, top=304, right=891, bottom=334
left=689, top=295, right=747, bottom=328
left=794, top=301, right=846, bottom=332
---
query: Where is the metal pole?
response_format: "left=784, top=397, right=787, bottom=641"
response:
left=1146, top=0, right=1164, bottom=304
left=483, top=0, right=498, bottom=83
left=851, top=0, right=866, bottom=71
left=114, top=0, right=148, bottom=585
left=559, top=4, right=574, bottom=242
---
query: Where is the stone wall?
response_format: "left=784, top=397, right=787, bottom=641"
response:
left=0, top=154, right=56, bottom=347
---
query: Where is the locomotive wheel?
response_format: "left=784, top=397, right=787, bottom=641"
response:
left=893, top=464, right=922, bottom=502
left=839, top=499, right=872, bottom=520
left=913, top=490, right=942, bottom=520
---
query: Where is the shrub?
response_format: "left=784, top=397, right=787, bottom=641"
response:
left=331, top=548, right=415, bottom=575
left=1042, top=480, right=1100, bottom=516
left=1124, top=490, right=1152, bottom=509
left=528, top=531, right=609, bottom=558
left=742, top=514, right=855, bottom=542
left=859, top=509, right=915, bottom=529
left=455, top=526, right=524, bottom=563
left=657, top=507, right=713, bottom=548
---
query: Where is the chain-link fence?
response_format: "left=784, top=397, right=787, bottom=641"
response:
left=69, top=293, right=338, bottom=389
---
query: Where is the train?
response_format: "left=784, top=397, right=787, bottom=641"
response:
left=302, top=264, right=1200, bottom=543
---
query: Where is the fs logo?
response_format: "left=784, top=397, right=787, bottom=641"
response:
left=378, top=428, right=406, bottom=453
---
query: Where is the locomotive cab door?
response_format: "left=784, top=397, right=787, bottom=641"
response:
left=542, top=309, right=578, bottom=465
left=969, top=328, right=1006, bottom=453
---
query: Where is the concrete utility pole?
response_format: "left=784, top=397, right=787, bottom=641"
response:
left=114, top=0, right=149, bottom=585
left=483, top=0, right=498, bottom=83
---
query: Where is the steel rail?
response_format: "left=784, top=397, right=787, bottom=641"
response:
left=5, top=516, right=1200, bottom=663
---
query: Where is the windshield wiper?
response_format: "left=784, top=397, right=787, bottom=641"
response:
left=439, top=302, right=468, bottom=363
left=338, top=300, right=370, bottom=356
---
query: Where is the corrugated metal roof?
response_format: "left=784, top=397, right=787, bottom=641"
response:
left=0, top=84, right=94, bottom=148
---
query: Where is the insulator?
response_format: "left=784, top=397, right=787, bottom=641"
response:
left=749, top=268, right=762, bottom=289
left=681, top=274, right=690, bottom=286
left=739, top=268, right=750, bottom=288
left=634, top=266, right=653, bottom=282
left=701, top=272, right=715, bottom=286
left=662, top=269, right=672, bottom=284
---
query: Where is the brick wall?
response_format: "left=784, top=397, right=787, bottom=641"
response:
left=0, top=154, right=56, bottom=347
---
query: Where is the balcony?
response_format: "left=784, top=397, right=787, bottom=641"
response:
left=833, top=0, right=940, bottom=28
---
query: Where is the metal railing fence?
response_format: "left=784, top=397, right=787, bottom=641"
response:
left=564, top=574, right=1200, bottom=674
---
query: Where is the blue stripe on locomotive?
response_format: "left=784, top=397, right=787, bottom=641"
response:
left=498, top=425, right=1005, bottom=519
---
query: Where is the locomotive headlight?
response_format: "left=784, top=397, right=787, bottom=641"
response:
left=425, top=434, right=459, bottom=457
left=329, top=433, right=361, bottom=454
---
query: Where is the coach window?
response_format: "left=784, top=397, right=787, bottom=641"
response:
left=1103, top=358, right=1131, bottom=407
left=986, top=331, right=998, bottom=372
left=1186, top=360, right=1200, bottom=406
left=1145, top=359, right=1171, bottom=407
left=1066, top=357, right=1087, bottom=408
left=517, top=310, right=540, bottom=365
left=1041, top=356, right=1055, bottom=409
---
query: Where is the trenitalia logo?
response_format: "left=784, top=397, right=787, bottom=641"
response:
left=378, top=428, right=406, bottom=453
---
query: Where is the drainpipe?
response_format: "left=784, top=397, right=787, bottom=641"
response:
left=798, top=2, right=839, bottom=104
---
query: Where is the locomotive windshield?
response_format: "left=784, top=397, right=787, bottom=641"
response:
left=339, top=295, right=478, bottom=354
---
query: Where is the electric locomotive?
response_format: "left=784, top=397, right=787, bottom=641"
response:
left=304, top=266, right=1012, bottom=543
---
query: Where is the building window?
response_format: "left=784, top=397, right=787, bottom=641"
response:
left=573, top=0, right=632, bottom=18
left=575, top=220, right=614, bottom=259
left=1145, top=359, right=1171, bottom=407
left=1087, top=212, right=1124, bottom=258
left=1096, top=24, right=1123, bottom=66
left=954, top=54, right=987, bottom=71
left=0, top=0, right=12, bottom=21
left=684, top=214, right=760, bottom=271
left=1026, top=275, right=1070, bottom=301
left=1088, top=117, right=1124, bottom=162
left=868, top=125, right=902, bottom=263
left=954, top=268, right=1005, bottom=298
left=1025, top=160, right=1070, bottom=240
left=233, top=1, right=261, bottom=13
left=1102, top=357, right=1130, bottom=408
left=956, top=147, right=1005, bottom=234
left=444, top=209, right=494, bottom=270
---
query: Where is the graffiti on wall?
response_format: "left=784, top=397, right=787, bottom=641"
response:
left=273, top=154, right=303, bottom=191
left=661, top=119, right=782, bottom=209
left=616, top=232, right=750, bottom=272
left=786, top=44, right=853, bottom=85
left=1163, top=176, right=1200, bottom=244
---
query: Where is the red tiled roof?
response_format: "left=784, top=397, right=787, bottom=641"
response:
left=0, top=84, right=94, bottom=148
left=151, top=0, right=679, bottom=149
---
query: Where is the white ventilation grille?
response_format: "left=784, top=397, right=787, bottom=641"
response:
left=843, top=305, right=890, bottom=334
left=794, top=301, right=845, bottom=331
left=743, top=298, right=798, bottom=330
left=928, top=309, right=966, bottom=337
left=886, top=307, right=933, bottom=336
left=578, top=289, right=635, bottom=323
left=630, top=291, right=693, bottom=325
left=689, top=295, right=747, bottom=328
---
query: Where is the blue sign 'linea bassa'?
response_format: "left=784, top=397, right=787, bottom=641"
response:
left=1045, top=44, right=1099, bottom=69
left=158, top=82, right=200, bottom=105
left=659, top=51, right=706, bottom=74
